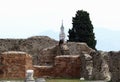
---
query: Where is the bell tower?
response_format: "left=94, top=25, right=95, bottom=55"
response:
left=59, top=20, right=65, bottom=42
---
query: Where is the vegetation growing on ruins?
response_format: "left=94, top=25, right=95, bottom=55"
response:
left=68, top=10, right=96, bottom=49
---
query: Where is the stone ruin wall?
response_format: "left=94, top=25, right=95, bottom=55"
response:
left=0, top=51, right=81, bottom=79
left=34, top=55, right=80, bottom=78
left=0, top=37, right=91, bottom=79
left=0, top=36, right=58, bottom=65
left=90, top=51, right=120, bottom=82
left=0, top=36, right=120, bottom=82
left=0, top=51, right=33, bottom=79
left=79, top=50, right=120, bottom=82
left=38, top=42, right=93, bottom=65
left=0, top=36, right=93, bottom=66
left=53, top=55, right=80, bottom=78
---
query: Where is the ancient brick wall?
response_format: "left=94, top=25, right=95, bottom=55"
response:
left=34, top=65, right=53, bottom=78
left=53, top=55, right=80, bottom=78
left=0, top=51, right=81, bottom=79
left=34, top=55, right=81, bottom=78
left=0, top=51, right=33, bottom=79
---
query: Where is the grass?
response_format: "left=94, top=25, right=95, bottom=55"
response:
left=46, top=78, right=84, bottom=82
left=0, top=78, right=86, bottom=82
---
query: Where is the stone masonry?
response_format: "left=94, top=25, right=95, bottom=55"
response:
left=0, top=36, right=58, bottom=65
left=0, top=36, right=120, bottom=82
left=53, top=55, right=80, bottom=78
left=0, top=51, right=81, bottom=79
left=0, top=51, right=33, bottom=79
left=34, top=55, right=80, bottom=78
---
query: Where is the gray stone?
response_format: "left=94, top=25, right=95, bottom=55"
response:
left=25, top=80, right=35, bottom=82
left=35, top=78, right=46, bottom=82
left=25, top=70, right=35, bottom=82
left=90, top=51, right=111, bottom=81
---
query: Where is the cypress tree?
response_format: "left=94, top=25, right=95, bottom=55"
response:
left=68, top=10, right=97, bottom=49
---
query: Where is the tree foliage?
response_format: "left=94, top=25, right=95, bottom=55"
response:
left=68, top=10, right=96, bottom=49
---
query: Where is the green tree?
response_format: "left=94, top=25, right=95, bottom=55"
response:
left=68, top=10, right=97, bottom=49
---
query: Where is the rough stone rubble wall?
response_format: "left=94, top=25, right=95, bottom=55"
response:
left=89, top=51, right=120, bottom=82
left=0, top=36, right=93, bottom=66
left=38, top=42, right=93, bottom=65
left=108, top=51, right=120, bottom=82
left=0, top=36, right=57, bottom=65
left=0, top=36, right=120, bottom=82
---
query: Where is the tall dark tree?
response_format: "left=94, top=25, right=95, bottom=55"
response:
left=68, top=10, right=97, bottom=49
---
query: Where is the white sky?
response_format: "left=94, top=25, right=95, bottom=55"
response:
left=0, top=0, right=120, bottom=51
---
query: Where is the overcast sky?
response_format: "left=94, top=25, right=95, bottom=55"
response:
left=0, top=0, right=120, bottom=51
